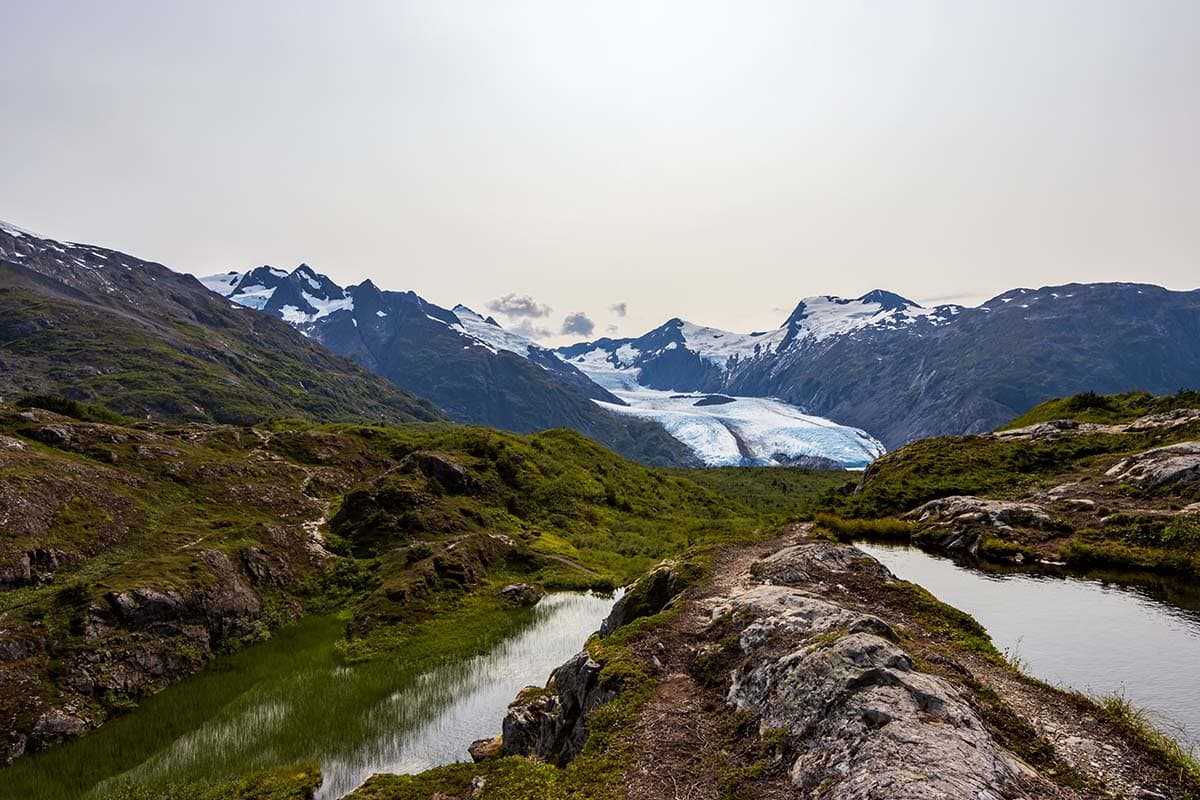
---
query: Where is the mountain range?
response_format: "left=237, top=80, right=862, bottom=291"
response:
left=201, top=263, right=885, bottom=467
left=558, top=284, right=1200, bottom=446
left=205, top=259, right=1200, bottom=453
left=3, top=217, right=1197, bottom=466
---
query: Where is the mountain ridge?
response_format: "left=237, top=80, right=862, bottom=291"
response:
left=200, top=260, right=700, bottom=467
left=0, top=220, right=442, bottom=425
left=557, top=282, right=1200, bottom=447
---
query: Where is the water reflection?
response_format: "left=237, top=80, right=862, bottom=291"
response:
left=856, top=542, right=1200, bottom=747
left=78, top=591, right=614, bottom=799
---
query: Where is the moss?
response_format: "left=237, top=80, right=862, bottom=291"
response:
left=882, top=581, right=997, bottom=657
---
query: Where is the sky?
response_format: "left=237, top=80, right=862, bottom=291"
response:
left=2, top=1, right=1198, bottom=344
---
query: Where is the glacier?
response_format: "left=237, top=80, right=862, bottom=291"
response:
left=575, top=355, right=884, bottom=468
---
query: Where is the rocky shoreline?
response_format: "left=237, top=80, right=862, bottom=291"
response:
left=357, top=527, right=1197, bottom=799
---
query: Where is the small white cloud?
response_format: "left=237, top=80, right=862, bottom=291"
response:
left=610, top=302, right=627, bottom=317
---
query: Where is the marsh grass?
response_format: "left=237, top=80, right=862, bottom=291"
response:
left=812, top=513, right=915, bottom=541
left=1095, top=692, right=1200, bottom=789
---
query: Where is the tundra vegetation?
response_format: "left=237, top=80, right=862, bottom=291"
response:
left=3, top=391, right=1200, bottom=798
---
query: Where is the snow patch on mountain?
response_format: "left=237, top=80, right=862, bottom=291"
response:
left=228, top=283, right=276, bottom=310
left=785, top=292, right=958, bottom=342
left=0, top=220, right=38, bottom=239
left=451, top=305, right=541, bottom=357
left=199, top=271, right=241, bottom=296
left=301, top=292, right=354, bottom=320
left=199, top=266, right=354, bottom=321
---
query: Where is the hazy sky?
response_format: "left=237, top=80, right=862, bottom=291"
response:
left=3, top=1, right=1198, bottom=343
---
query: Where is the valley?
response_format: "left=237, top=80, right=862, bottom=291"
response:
left=2, top=222, right=1199, bottom=798
left=6, top=5, right=1198, bottom=797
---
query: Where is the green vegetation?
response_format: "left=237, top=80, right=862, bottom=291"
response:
left=349, top=552, right=710, bottom=800
left=665, top=466, right=852, bottom=520
left=0, top=282, right=442, bottom=426
left=812, top=513, right=915, bottom=542
left=806, top=390, right=1200, bottom=575
left=1000, top=390, right=1200, bottom=430
left=0, top=405, right=846, bottom=798
left=882, top=580, right=997, bottom=657
left=1094, top=693, right=1200, bottom=791
left=16, top=394, right=128, bottom=425
left=100, top=763, right=322, bottom=800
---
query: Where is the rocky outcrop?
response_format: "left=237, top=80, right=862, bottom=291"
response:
left=501, top=651, right=617, bottom=766
left=907, top=496, right=1054, bottom=532
left=499, top=560, right=696, bottom=767
left=1, top=544, right=291, bottom=762
left=400, top=451, right=482, bottom=495
left=997, top=409, right=1200, bottom=442
left=0, top=547, right=77, bottom=589
left=494, top=541, right=1057, bottom=797
left=599, top=561, right=693, bottom=636
left=771, top=453, right=845, bottom=470
left=1105, top=441, right=1200, bottom=489
left=718, top=545, right=1040, bottom=798
left=904, top=496, right=1060, bottom=556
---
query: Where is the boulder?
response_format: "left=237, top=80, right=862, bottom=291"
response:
left=1105, top=442, right=1200, bottom=489
left=403, top=451, right=481, bottom=495
left=749, top=542, right=893, bottom=586
left=32, top=425, right=73, bottom=448
left=600, top=561, right=692, bottom=636
left=906, top=495, right=1054, bottom=531
left=30, top=709, right=87, bottom=747
left=468, top=735, right=502, bottom=762
left=499, top=583, right=544, bottom=606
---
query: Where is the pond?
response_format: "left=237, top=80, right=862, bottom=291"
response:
left=856, top=542, right=1200, bottom=747
left=2, top=591, right=617, bottom=800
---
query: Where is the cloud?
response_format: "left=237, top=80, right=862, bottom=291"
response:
left=606, top=324, right=619, bottom=334
left=486, top=293, right=551, bottom=318
left=560, top=311, right=595, bottom=337
left=508, top=319, right=553, bottom=340
left=609, top=302, right=627, bottom=317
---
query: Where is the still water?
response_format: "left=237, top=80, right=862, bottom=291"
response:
left=3, top=591, right=616, bottom=800
left=857, top=542, right=1200, bottom=747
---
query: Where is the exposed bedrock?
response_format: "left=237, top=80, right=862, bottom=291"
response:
left=498, top=542, right=1054, bottom=798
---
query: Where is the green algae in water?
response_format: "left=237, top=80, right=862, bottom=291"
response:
left=2, top=592, right=617, bottom=800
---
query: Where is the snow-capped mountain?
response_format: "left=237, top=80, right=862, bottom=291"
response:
left=202, top=264, right=612, bottom=398
left=201, top=265, right=894, bottom=467
left=559, top=285, right=1200, bottom=447
left=197, top=264, right=708, bottom=466
left=201, top=264, right=353, bottom=322
left=558, top=290, right=962, bottom=393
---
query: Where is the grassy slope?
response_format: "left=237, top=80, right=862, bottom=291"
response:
left=0, top=274, right=442, bottom=427
left=824, top=391, right=1200, bottom=572
left=1000, top=389, right=1200, bottom=430
left=0, top=403, right=842, bottom=797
